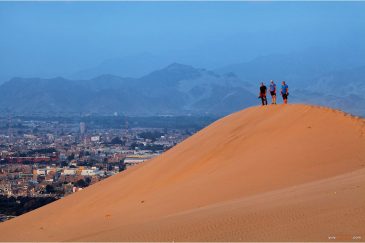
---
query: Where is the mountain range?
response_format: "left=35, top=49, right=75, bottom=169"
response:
left=0, top=55, right=364, bottom=117
left=0, top=63, right=256, bottom=116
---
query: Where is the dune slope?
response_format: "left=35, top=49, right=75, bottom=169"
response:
left=0, top=104, right=364, bottom=242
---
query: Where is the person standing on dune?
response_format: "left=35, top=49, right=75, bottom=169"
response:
left=281, top=81, right=289, bottom=104
left=259, top=82, right=268, bottom=106
left=269, top=80, right=277, bottom=104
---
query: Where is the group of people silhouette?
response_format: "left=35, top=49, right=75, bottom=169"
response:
left=259, top=80, right=289, bottom=106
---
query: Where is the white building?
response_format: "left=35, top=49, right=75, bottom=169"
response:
left=124, top=156, right=155, bottom=167
left=36, top=169, right=46, bottom=176
left=63, top=169, right=76, bottom=175
left=80, top=122, right=86, bottom=135
left=91, top=136, right=100, bottom=142
left=81, top=169, right=96, bottom=176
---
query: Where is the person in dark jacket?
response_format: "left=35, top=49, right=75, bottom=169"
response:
left=259, top=82, right=268, bottom=106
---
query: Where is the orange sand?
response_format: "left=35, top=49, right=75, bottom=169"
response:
left=0, top=104, right=364, bottom=242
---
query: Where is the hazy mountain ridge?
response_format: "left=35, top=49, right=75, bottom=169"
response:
left=305, top=66, right=365, bottom=96
left=217, top=48, right=365, bottom=89
left=0, top=58, right=364, bottom=116
left=0, top=64, right=256, bottom=116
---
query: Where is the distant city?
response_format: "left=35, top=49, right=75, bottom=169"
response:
left=0, top=115, right=216, bottom=222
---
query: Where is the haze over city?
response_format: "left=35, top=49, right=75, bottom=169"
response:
left=0, top=2, right=364, bottom=117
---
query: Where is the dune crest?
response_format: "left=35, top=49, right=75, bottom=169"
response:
left=0, top=104, right=364, bottom=242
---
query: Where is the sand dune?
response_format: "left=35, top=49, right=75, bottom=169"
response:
left=0, top=104, right=364, bottom=242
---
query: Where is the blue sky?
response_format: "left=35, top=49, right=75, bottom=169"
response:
left=0, top=1, right=364, bottom=80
